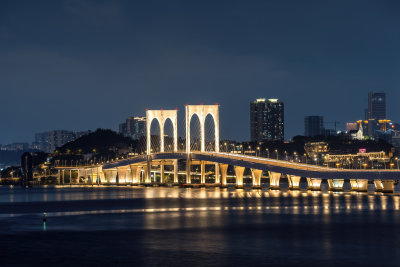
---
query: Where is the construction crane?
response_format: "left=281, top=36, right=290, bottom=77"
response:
left=325, top=121, right=341, bottom=131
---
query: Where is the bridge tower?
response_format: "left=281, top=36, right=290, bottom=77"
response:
left=185, top=104, right=220, bottom=153
left=146, top=109, right=178, bottom=154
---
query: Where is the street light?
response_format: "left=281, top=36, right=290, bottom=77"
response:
left=257, top=146, right=260, bottom=157
left=266, top=148, right=270, bottom=158
left=275, top=149, right=278, bottom=160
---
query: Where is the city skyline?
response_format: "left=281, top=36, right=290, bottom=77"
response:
left=1, top=1, right=399, bottom=144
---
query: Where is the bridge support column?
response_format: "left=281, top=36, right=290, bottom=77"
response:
left=269, top=172, right=281, bottom=190
left=350, top=179, right=358, bottom=191
left=374, top=180, right=383, bottom=192
left=234, top=166, right=245, bottom=189
left=382, top=180, right=394, bottom=193
left=355, top=179, right=368, bottom=192
left=173, top=160, right=178, bottom=184
left=219, top=164, right=228, bottom=188
left=307, top=178, right=313, bottom=190
left=394, top=180, right=400, bottom=193
left=186, top=155, right=191, bottom=185
left=310, top=178, right=321, bottom=191
left=299, top=177, right=308, bottom=191
left=200, top=161, right=206, bottom=186
left=368, top=180, right=376, bottom=193
left=215, top=163, right=220, bottom=184
left=117, top=167, right=127, bottom=184
left=57, top=170, right=61, bottom=184
left=130, top=165, right=139, bottom=184
left=329, top=179, right=344, bottom=191
left=160, top=160, right=165, bottom=184
left=279, top=175, right=289, bottom=190
left=77, top=169, right=80, bottom=184
left=251, top=169, right=262, bottom=189
left=289, top=175, right=301, bottom=190
left=343, top=179, right=351, bottom=192
left=145, top=156, right=152, bottom=184
left=143, top=165, right=151, bottom=184
left=320, top=179, right=329, bottom=192
left=62, top=170, right=65, bottom=185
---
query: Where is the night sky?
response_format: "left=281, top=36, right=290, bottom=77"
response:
left=1, top=0, right=399, bottom=144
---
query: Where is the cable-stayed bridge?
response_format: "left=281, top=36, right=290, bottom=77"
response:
left=56, top=104, right=400, bottom=193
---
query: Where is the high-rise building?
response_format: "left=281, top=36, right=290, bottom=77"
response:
left=119, top=116, right=146, bottom=139
left=34, top=130, right=76, bottom=153
left=304, top=116, right=324, bottom=137
left=367, top=92, right=386, bottom=120
left=250, top=98, right=284, bottom=142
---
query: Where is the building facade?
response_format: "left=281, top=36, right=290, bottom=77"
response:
left=304, top=116, right=324, bottom=137
left=250, top=98, right=284, bottom=142
left=34, top=130, right=76, bottom=153
left=119, top=116, right=146, bottom=139
left=367, top=92, right=386, bottom=120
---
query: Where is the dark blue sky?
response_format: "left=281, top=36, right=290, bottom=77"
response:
left=1, top=0, right=399, bottom=143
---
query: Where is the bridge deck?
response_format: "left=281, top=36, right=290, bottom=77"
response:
left=96, top=152, right=400, bottom=180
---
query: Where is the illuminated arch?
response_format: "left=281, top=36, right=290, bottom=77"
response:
left=185, top=104, right=219, bottom=153
left=146, top=109, right=178, bottom=154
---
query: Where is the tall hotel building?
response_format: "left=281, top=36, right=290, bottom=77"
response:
left=250, top=98, right=284, bottom=142
left=367, top=92, right=386, bottom=120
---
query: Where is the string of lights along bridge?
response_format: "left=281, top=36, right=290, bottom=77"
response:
left=56, top=104, right=400, bottom=193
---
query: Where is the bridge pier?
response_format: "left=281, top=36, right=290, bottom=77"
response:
left=328, top=179, right=351, bottom=192
left=289, top=175, right=301, bottom=190
left=374, top=180, right=383, bottom=192
left=234, top=166, right=245, bottom=189
left=160, top=160, right=165, bottom=184
left=354, top=179, right=368, bottom=192
left=200, top=161, right=206, bottom=186
left=251, top=169, right=262, bottom=189
left=143, top=165, right=151, bottom=184
left=368, top=180, right=376, bottom=193
left=394, top=180, right=400, bottom=193
left=117, top=167, right=128, bottom=184
left=320, top=179, right=329, bottom=192
left=382, top=180, right=394, bottom=193
left=173, top=160, right=178, bottom=184
left=279, top=175, right=289, bottom=190
left=350, top=179, right=358, bottom=191
left=343, top=179, right=351, bottom=192
left=299, top=177, right=308, bottom=190
left=219, top=164, right=228, bottom=188
left=269, top=172, right=281, bottom=190
left=129, top=165, right=138, bottom=184
left=215, top=163, right=220, bottom=184
left=310, top=178, right=321, bottom=191
left=186, top=156, right=191, bottom=185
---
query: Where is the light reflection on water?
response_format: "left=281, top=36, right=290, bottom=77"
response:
left=1, top=187, right=400, bottom=265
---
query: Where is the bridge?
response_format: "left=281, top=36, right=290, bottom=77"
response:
left=55, top=104, right=400, bottom=193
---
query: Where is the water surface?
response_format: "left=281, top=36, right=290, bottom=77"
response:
left=0, top=186, right=399, bottom=266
